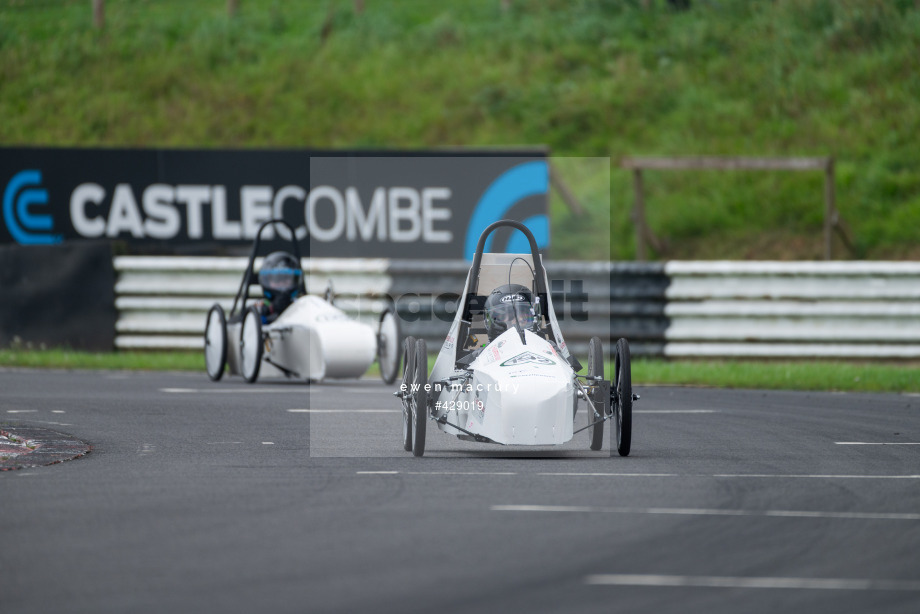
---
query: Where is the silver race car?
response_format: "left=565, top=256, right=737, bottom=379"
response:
left=396, top=219, right=635, bottom=457
left=204, top=219, right=401, bottom=384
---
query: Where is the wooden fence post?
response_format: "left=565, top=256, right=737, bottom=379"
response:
left=92, top=0, right=104, bottom=29
left=632, top=169, right=647, bottom=262
left=548, top=163, right=586, bottom=218
left=621, top=156, right=850, bottom=261
left=824, top=158, right=835, bottom=260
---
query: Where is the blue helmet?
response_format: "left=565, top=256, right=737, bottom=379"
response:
left=259, top=251, right=302, bottom=303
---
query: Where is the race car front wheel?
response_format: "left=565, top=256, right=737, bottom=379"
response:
left=411, top=338, right=428, bottom=458
left=240, top=306, right=264, bottom=384
left=614, top=338, right=632, bottom=457
left=400, top=336, right=416, bottom=452
left=587, top=336, right=605, bottom=451
left=204, top=303, right=227, bottom=382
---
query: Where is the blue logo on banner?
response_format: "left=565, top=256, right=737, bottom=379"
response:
left=3, top=170, right=61, bottom=245
left=463, top=160, right=549, bottom=260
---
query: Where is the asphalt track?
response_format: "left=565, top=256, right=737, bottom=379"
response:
left=2, top=368, right=919, bottom=614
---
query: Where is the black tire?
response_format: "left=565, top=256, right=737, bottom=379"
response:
left=400, top=336, right=416, bottom=452
left=411, top=338, right=428, bottom=458
left=587, top=336, right=605, bottom=451
left=204, top=303, right=227, bottom=382
left=240, top=306, right=264, bottom=384
left=614, top=338, right=632, bottom=457
left=377, top=308, right=402, bottom=385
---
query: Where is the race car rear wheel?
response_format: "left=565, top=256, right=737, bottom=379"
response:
left=240, top=306, right=264, bottom=384
left=204, top=303, right=227, bottom=382
left=411, top=338, right=428, bottom=458
left=377, top=308, right=402, bottom=385
left=400, top=336, right=416, bottom=452
left=614, top=338, right=632, bottom=457
left=587, top=336, right=605, bottom=451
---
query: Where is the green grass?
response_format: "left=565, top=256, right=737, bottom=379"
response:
left=629, top=359, right=920, bottom=394
left=2, top=0, right=920, bottom=260
left=3, top=348, right=916, bottom=393
left=0, top=348, right=202, bottom=371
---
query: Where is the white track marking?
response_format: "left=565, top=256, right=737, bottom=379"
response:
left=262, top=442, right=275, bottom=445
left=712, top=474, right=920, bottom=479
left=6, top=410, right=37, bottom=414
left=355, top=471, right=920, bottom=479
left=161, top=388, right=304, bottom=394
left=287, top=409, right=399, bottom=413
left=491, top=504, right=920, bottom=521
left=407, top=471, right=517, bottom=476
left=835, top=442, right=920, bottom=445
left=538, top=472, right=681, bottom=477
left=584, top=574, right=920, bottom=591
left=309, top=388, right=389, bottom=394
left=51, top=410, right=65, bottom=414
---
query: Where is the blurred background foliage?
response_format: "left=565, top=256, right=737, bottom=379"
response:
left=1, top=0, right=918, bottom=260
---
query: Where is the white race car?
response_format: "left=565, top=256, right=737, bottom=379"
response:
left=396, top=219, right=635, bottom=457
left=204, top=219, right=401, bottom=384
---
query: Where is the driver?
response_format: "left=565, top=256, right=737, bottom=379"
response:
left=258, top=251, right=303, bottom=324
left=483, top=283, right=541, bottom=342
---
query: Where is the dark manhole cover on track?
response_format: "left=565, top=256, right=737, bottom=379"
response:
left=0, top=425, right=92, bottom=471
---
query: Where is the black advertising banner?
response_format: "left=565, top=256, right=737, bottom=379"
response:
left=0, top=148, right=549, bottom=258
left=0, top=242, right=116, bottom=351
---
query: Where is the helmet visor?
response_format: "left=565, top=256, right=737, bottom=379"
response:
left=260, top=268, right=302, bottom=292
left=490, top=302, right=536, bottom=330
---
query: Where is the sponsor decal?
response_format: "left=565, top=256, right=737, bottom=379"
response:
left=63, top=182, right=454, bottom=243
left=500, top=351, right=555, bottom=367
left=1, top=150, right=549, bottom=256
left=463, top=160, right=549, bottom=260
left=3, top=170, right=61, bottom=245
left=500, top=294, right=526, bottom=303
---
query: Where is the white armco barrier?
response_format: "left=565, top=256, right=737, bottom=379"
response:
left=662, top=261, right=920, bottom=358
left=113, top=257, right=391, bottom=350
left=113, top=257, right=920, bottom=359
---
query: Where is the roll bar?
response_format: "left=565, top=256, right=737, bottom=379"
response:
left=230, top=219, right=306, bottom=317
left=469, top=219, right=548, bottom=296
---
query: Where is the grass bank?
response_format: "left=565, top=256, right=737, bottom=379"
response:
left=2, top=0, right=919, bottom=260
left=631, top=359, right=919, bottom=394
left=0, top=348, right=202, bottom=372
left=1, top=348, right=917, bottom=394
